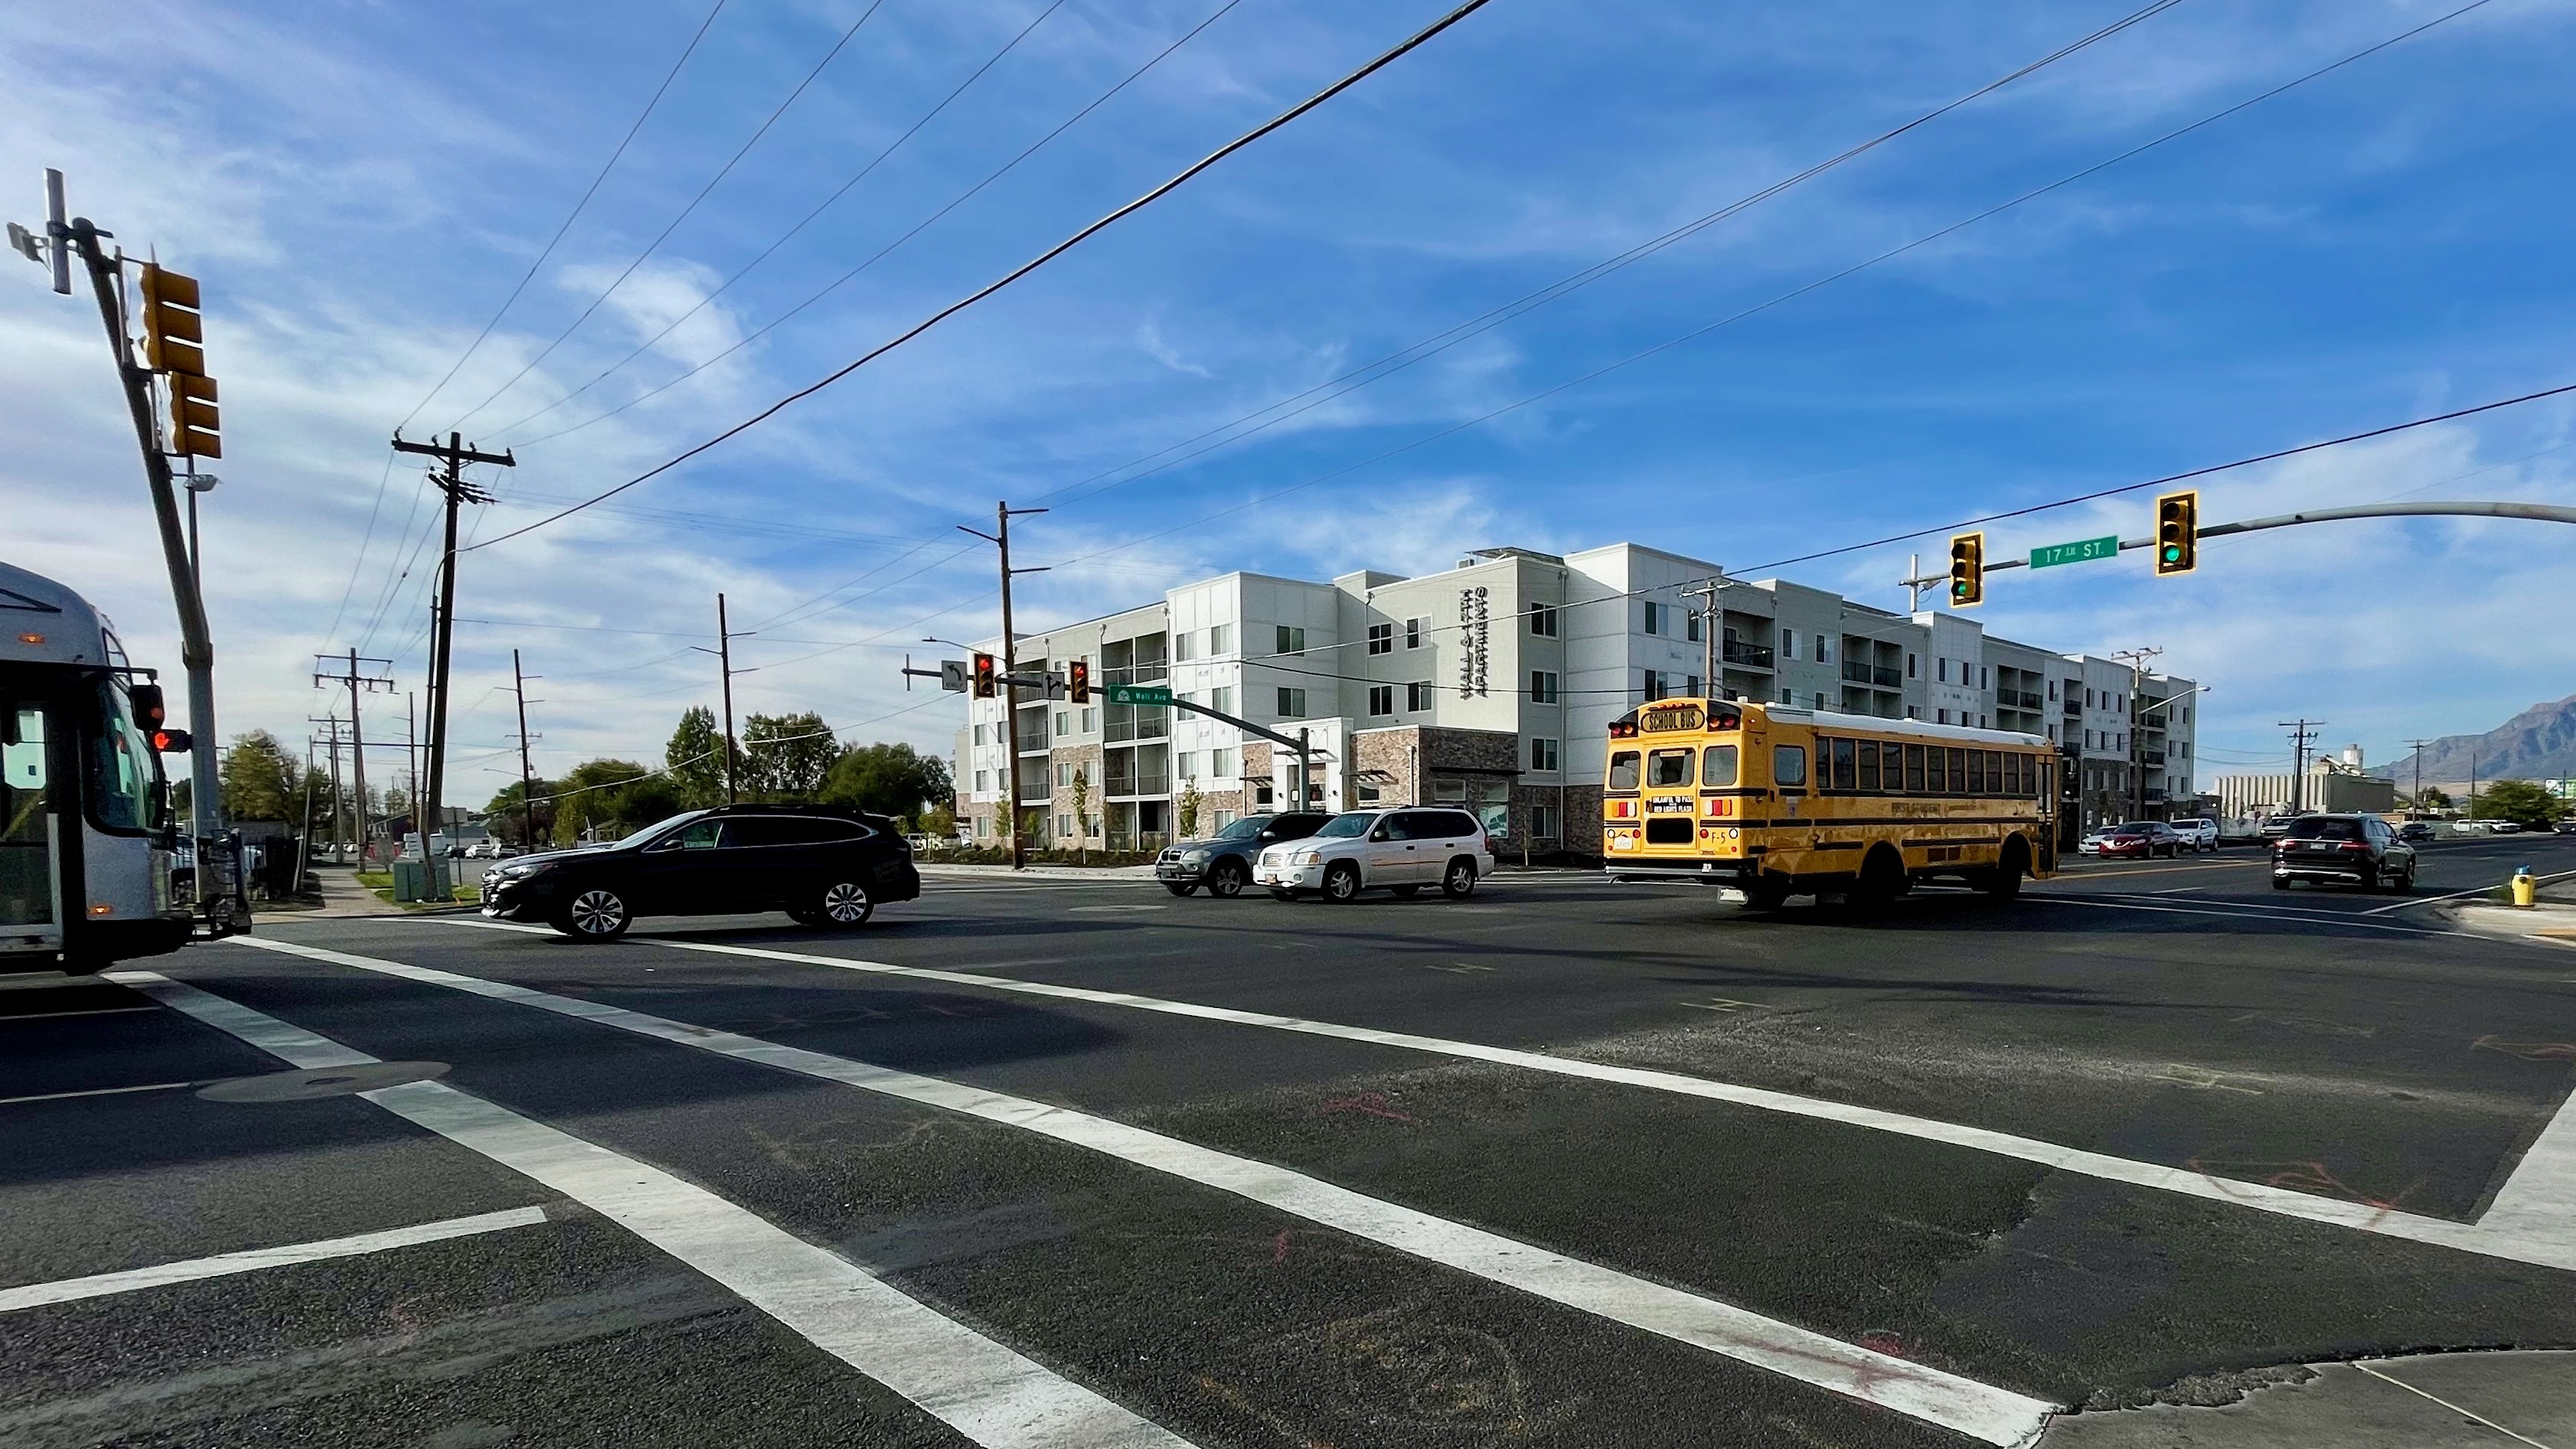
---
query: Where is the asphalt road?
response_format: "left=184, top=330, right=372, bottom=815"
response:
left=3, top=836, right=2571, bottom=1448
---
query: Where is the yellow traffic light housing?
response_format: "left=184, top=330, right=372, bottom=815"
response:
left=1948, top=532, right=1984, bottom=608
left=971, top=652, right=997, bottom=699
left=140, top=263, right=220, bottom=459
left=2155, top=490, right=2198, bottom=576
left=170, top=374, right=220, bottom=459
left=1066, top=658, right=1090, bottom=705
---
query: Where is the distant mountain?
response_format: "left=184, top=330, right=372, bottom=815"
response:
left=2378, top=692, right=2576, bottom=787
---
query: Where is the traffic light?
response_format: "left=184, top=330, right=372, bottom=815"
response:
left=151, top=726, right=192, bottom=754
left=1066, top=658, right=1090, bottom=704
left=2154, top=490, right=2199, bottom=576
left=140, top=263, right=220, bottom=459
left=129, top=683, right=167, bottom=730
left=971, top=652, right=997, bottom=698
left=1948, top=532, right=1984, bottom=608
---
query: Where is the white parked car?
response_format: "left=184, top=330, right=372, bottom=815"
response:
left=2169, top=817, right=2219, bottom=852
left=2075, top=826, right=2118, bottom=856
left=1253, top=807, right=1495, bottom=903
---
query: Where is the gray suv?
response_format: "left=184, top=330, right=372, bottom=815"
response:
left=1157, top=812, right=1334, bottom=898
left=2272, top=814, right=2415, bottom=892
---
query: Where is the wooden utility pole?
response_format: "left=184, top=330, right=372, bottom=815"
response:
left=2278, top=719, right=2323, bottom=814
left=1683, top=575, right=1725, bottom=695
left=314, top=652, right=391, bottom=864
left=511, top=650, right=541, bottom=847
left=718, top=596, right=738, bottom=803
left=390, top=429, right=512, bottom=890
left=2405, top=738, right=2434, bottom=814
left=958, top=503, right=1050, bottom=870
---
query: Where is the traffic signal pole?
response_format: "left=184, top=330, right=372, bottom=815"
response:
left=960, top=503, right=1050, bottom=870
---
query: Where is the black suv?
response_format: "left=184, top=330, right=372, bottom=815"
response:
left=480, top=804, right=922, bottom=939
left=2272, top=814, right=2415, bottom=892
left=1156, top=812, right=1334, bottom=897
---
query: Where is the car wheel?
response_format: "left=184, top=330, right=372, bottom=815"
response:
left=1164, top=882, right=1199, bottom=897
left=1268, top=888, right=1299, bottom=902
left=2354, top=863, right=2378, bottom=894
left=1392, top=883, right=1422, bottom=898
left=1322, top=863, right=1363, bottom=903
left=1441, top=857, right=1477, bottom=899
left=2271, top=875, right=2291, bottom=890
left=1206, top=860, right=1248, bottom=899
left=818, top=881, right=875, bottom=926
left=557, top=888, right=632, bottom=941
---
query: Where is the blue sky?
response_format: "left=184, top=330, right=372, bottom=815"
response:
left=4, top=0, right=2572, bottom=798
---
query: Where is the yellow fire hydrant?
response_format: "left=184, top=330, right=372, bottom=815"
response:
left=2512, top=866, right=2537, bottom=909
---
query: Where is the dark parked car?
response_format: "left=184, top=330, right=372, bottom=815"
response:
left=2094, top=821, right=2184, bottom=860
left=480, top=804, right=921, bottom=939
left=2396, top=821, right=2437, bottom=844
left=2555, top=818, right=2576, bottom=836
left=1157, top=812, right=1334, bottom=897
left=2273, top=813, right=2415, bottom=892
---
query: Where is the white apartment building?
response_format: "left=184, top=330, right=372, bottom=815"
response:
left=958, top=542, right=2198, bottom=851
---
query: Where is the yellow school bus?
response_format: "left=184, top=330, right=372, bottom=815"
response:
left=1601, top=697, right=2057, bottom=906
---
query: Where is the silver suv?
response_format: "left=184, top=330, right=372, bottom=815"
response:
left=2169, top=817, right=2218, bottom=852
left=1253, top=808, right=1496, bottom=903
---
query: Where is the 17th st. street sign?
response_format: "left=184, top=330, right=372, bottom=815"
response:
left=1104, top=683, right=1174, bottom=707
left=2029, top=534, right=2119, bottom=569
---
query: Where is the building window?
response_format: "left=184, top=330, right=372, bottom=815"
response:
left=975, top=817, right=990, bottom=838
left=1818, top=635, right=1833, bottom=664
left=1276, top=625, right=1305, bottom=655
left=1210, top=623, right=1232, bottom=654
left=1079, top=708, right=1095, bottom=733
left=975, top=769, right=990, bottom=791
left=1980, top=714, right=1989, bottom=729
left=972, top=722, right=988, bottom=745
left=1906, top=706, right=1920, bottom=720
left=1409, top=680, right=1435, bottom=711
left=1530, top=737, right=1559, bottom=771
left=1684, top=674, right=1701, bottom=695
left=1210, top=686, right=1233, bottom=716
left=1407, top=616, right=1428, bottom=648
left=1367, top=684, right=1394, bottom=717
left=1054, top=711, right=1070, bottom=736
left=1643, top=602, right=1664, bottom=635
left=1781, top=628, right=1798, bottom=661
left=1779, top=688, right=1794, bottom=704
left=1056, top=762, right=1071, bottom=787
left=1686, top=612, right=1703, bottom=643
left=1908, top=653, right=1917, bottom=679
left=1177, top=751, right=1199, bottom=779
left=1367, top=622, right=1392, bottom=655
left=1530, top=671, right=1558, bottom=704
left=1174, top=631, right=1198, bottom=662
left=1213, top=747, right=1236, bottom=777
left=1277, top=687, right=1306, bottom=718
left=2048, top=679, right=2059, bottom=701
left=1530, top=804, right=1557, bottom=840
left=1938, top=710, right=1950, bottom=726
left=1056, top=814, right=1071, bottom=837
left=2085, top=687, right=2095, bottom=707
left=1938, top=658, right=1949, bottom=684
left=1525, top=603, right=1557, bottom=638
left=1644, top=669, right=1667, bottom=699
left=1980, top=666, right=1989, bottom=690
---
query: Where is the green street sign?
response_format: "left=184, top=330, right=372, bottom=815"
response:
left=1105, top=683, right=1174, bottom=707
left=2029, top=534, right=2120, bottom=569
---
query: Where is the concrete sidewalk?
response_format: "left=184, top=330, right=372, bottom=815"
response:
left=2040, top=1350, right=2573, bottom=1447
left=2443, top=876, right=2576, bottom=950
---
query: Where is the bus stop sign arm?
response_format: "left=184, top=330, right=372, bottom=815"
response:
left=1902, top=501, right=2576, bottom=589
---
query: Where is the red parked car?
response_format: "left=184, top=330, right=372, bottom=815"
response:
left=2094, top=821, right=2184, bottom=859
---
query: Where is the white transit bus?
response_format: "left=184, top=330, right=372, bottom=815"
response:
left=2, top=559, right=226, bottom=973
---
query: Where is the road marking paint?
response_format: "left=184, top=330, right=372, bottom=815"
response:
left=2362, top=866, right=2576, bottom=915
left=0, top=1207, right=548, bottom=1312
left=1422, top=961, right=1496, bottom=974
left=0, top=1079, right=197, bottom=1106
left=403, top=919, right=2576, bottom=1271
left=224, top=938, right=2058, bottom=1446
left=1682, top=997, right=1765, bottom=1013
left=0, top=1004, right=162, bottom=1022
left=2087, top=892, right=2442, bottom=928
left=2350, top=1362, right=2558, bottom=1449
left=109, top=969, right=1197, bottom=1449
left=2480, top=1064, right=2576, bottom=1245
left=2029, top=896, right=2450, bottom=937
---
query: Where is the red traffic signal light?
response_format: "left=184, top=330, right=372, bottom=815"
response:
left=1067, top=659, right=1090, bottom=704
left=971, top=652, right=997, bottom=698
left=1948, top=532, right=1984, bottom=608
left=2154, top=490, right=2199, bottom=576
left=150, top=727, right=192, bottom=754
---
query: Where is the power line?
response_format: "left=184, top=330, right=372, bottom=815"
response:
left=495, top=0, right=1180, bottom=445
left=440, top=0, right=897, bottom=434
left=465, top=0, right=1505, bottom=553
left=397, top=0, right=733, bottom=433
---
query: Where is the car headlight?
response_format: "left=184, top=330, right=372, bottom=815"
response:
left=1181, top=850, right=1210, bottom=865
left=497, top=860, right=556, bottom=880
left=1291, top=850, right=1322, bottom=866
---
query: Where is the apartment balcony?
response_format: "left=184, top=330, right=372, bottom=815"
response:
left=1840, top=661, right=1902, bottom=688
left=1722, top=641, right=1774, bottom=670
left=2064, top=699, right=2083, bottom=718
left=2140, top=750, right=2167, bottom=766
left=2000, top=688, right=2044, bottom=710
left=1105, top=773, right=1170, bottom=800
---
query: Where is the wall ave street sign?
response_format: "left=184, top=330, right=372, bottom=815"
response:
left=1105, top=683, right=1174, bottom=707
left=2029, top=535, right=2121, bottom=569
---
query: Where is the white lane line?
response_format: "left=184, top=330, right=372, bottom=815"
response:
left=0, top=1005, right=162, bottom=1022
left=2084, top=892, right=2447, bottom=929
left=2029, top=896, right=2450, bottom=937
left=110, top=970, right=1194, bottom=1449
left=406, top=919, right=2576, bottom=1272
left=2349, top=1362, right=2558, bottom=1449
left=0, top=1080, right=196, bottom=1106
left=227, top=937, right=2058, bottom=1447
left=2480, top=1079, right=2576, bottom=1245
left=2362, top=866, right=2576, bottom=915
left=0, top=1207, right=548, bottom=1313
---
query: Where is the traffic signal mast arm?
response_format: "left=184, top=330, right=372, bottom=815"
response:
left=1904, top=500, right=2576, bottom=592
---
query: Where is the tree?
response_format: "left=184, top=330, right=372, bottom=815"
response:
left=1176, top=776, right=1201, bottom=840
left=742, top=712, right=836, bottom=800
left=482, top=781, right=556, bottom=847
left=819, top=742, right=952, bottom=824
left=2409, top=786, right=2453, bottom=811
left=547, top=759, right=655, bottom=845
left=219, top=731, right=302, bottom=821
left=2471, top=779, right=2565, bottom=832
left=1067, top=765, right=1089, bottom=862
left=666, top=707, right=729, bottom=808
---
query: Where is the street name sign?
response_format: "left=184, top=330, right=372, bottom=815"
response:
left=2029, top=535, right=2120, bottom=569
left=1105, top=684, right=1174, bottom=707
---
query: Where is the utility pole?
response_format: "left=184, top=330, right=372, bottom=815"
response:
left=511, top=650, right=541, bottom=848
left=295, top=733, right=318, bottom=896
left=1683, top=575, right=1725, bottom=695
left=314, top=652, right=391, bottom=865
left=2111, top=647, right=2162, bottom=821
left=958, top=502, right=1050, bottom=870
left=390, top=429, right=513, bottom=893
left=406, top=691, right=420, bottom=841
left=690, top=596, right=756, bottom=804
left=310, top=713, right=352, bottom=863
left=1905, top=553, right=1925, bottom=613
left=2405, top=738, right=2434, bottom=815
left=2278, top=719, right=2323, bottom=814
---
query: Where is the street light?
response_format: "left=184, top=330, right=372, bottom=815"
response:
left=182, top=472, right=218, bottom=593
